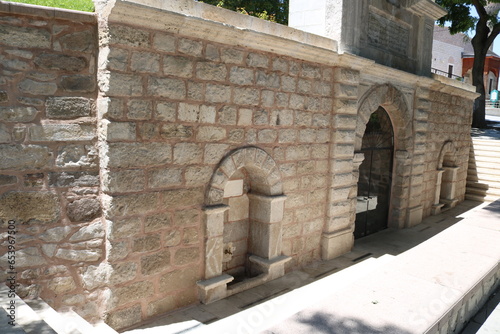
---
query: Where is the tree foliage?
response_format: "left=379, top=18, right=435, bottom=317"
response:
left=436, top=0, right=500, bottom=128
left=200, top=0, right=289, bottom=25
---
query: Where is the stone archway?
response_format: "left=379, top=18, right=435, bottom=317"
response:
left=198, top=147, right=290, bottom=304
left=432, top=141, right=459, bottom=214
left=355, top=84, right=413, bottom=229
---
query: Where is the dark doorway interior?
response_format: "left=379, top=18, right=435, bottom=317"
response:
left=355, top=107, right=394, bottom=239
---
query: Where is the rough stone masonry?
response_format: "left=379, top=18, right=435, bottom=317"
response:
left=0, top=0, right=478, bottom=331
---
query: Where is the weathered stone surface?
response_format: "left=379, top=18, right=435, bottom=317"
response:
left=106, top=122, right=136, bottom=141
left=127, top=99, right=152, bottom=120
left=162, top=189, right=203, bottom=207
left=148, top=77, right=186, bottom=99
left=61, top=75, right=96, bottom=92
left=173, top=143, right=202, bottom=164
left=18, top=79, right=57, bottom=95
left=67, top=198, right=101, bottom=222
left=47, top=276, right=76, bottom=294
left=148, top=168, right=182, bottom=188
left=159, top=266, right=199, bottom=294
left=106, top=73, right=143, bottom=96
left=0, top=174, right=17, bottom=186
left=153, top=33, right=175, bottom=52
left=155, top=102, right=176, bottom=121
left=108, top=217, right=141, bottom=240
left=83, top=262, right=137, bottom=290
left=0, top=124, right=10, bottom=143
left=131, top=51, right=160, bottom=73
left=0, top=191, right=59, bottom=224
left=0, top=106, right=37, bottom=122
left=196, top=62, right=227, bottom=81
left=69, top=221, right=104, bottom=242
left=23, top=173, right=44, bottom=188
left=147, top=295, right=176, bottom=318
left=179, top=38, right=203, bottom=56
left=59, top=30, right=95, bottom=52
left=133, top=235, right=161, bottom=253
left=29, top=124, right=95, bottom=142
left=185, top=166, right=213, bottom=186
left=0, top=24, right=50, bottom=49
left=111, top=281, right=153, bottom=308
left=48, top=171, right=99, bottom=187
left=164, top=230, right=181, bottom=247
left=108, top=142, right=171, bottom=168
left=40, top=226, right=72, bottom=243
left=104, top=169, right=144, bottom=193
left=55, top=248, right=101, bottom=262
left=56, top=145, right=97, bottom=168
left=141, top=249, right=170, bottom=275
left=197, top=126, right=226, bottom=141
left=46, top=97, right=92, bottom=119
left=106, top=193, right=158, bottom=217
left=247, top=53, right=269, bottom=68
left=174, top=247, right=199, bottom=266
left=34, top=53, right=87, bottom=71
left=41, top=244, right=57, bottom=257
left=144, top=213, right=171, bottom=233
left=110, top=25, right=149, bottom=48
left=5, top=247, right=46, bottom=268
left=160, top=124, right=193, bottom=139
left=106, top=304, right=142, bottom=330
left=163, top=55, right=193, bottom=78
left=183, top=227, right=199, bottom=244
left=0, top=91, right=7, bottom=102
left=204, top=144, right=229, bottom=164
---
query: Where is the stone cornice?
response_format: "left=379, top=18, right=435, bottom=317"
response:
left=0, top=0, right=96, bottom=22
left=106, top=0, right=339, bottom=66
left=402, top=0, right=448, bottom=21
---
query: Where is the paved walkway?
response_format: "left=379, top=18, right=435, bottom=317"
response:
left=125, top=200, right=500, bottom=334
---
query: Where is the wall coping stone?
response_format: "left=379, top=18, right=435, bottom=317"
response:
left=0, top=0, right=96, bottom=23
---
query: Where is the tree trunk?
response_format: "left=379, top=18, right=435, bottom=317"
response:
left=471, top=58, right=488, bottom=128
left=471, top=36, right=489, bottom=128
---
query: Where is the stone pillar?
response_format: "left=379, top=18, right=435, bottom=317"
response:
left=406, top=88, right=429, bottom=227
left=197, top=205, right=231, bottom=304
left=322, top=67, right=360, bottom=260
left=431, top=169, right=445, bottom=215
left=440, top=166, right=460, bottom=208
left=247, top=193, right=287, bottom=259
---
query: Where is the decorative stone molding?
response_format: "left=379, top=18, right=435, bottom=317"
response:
left=356, top=84, right=413, bottom=229
left=433, top=141, right=459, bottom=214
left=198, top=147, right=289, bottom=304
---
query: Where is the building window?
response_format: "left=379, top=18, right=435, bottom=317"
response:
left=447, top=64, right=453, bottom=78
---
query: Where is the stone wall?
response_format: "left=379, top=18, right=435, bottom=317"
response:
left=0, top=0, right=478, bottom=331
left=0, top=3, right=105, bottom=322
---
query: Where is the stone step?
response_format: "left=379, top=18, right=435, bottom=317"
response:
left=468, top=160, right=500, bottom=170
left=465, top=186, right=500, bottom=198
left=470, top=149, right=500, bottom=159
left=467, top=173, right=500, bottom=185
left=0, top=285, right=117, bottom=334
left=465, top=193, right=500, bottom=203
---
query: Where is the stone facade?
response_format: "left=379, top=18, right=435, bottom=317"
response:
left=0, top=2, right=105, bottom=322
left=0, top=0, right=478, bottom=331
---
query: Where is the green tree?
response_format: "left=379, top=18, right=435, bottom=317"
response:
left=436, top=0, right=500, bottom=128
left=200, top=0, right=289, bottom=25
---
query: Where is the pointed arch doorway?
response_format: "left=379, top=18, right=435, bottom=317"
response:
left=355, top=107, right=394, bottom=239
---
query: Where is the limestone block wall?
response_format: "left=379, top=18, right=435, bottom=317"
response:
left=421, top=86, right=474, bottom=217
left=97, top=13, right=335, bottom=329
left=0, top=4, right=105, bottom=322
left=0, top=0, right=479, bottom=331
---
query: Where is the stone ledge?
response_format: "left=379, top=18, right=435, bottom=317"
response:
left=0, top=1, right=96, bottom=23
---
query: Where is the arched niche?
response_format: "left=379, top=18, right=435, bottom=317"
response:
left=432, top=141, right=459, bottom=214
left=197, top=147, right=290, bottom=304
left=355, top=84, right=413, bottom=229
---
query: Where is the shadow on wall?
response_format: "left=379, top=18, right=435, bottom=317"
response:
left=263, top=313, right=412, bottom=334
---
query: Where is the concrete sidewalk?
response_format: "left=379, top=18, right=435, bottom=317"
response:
left=125, top=200, right=499, bottom=334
